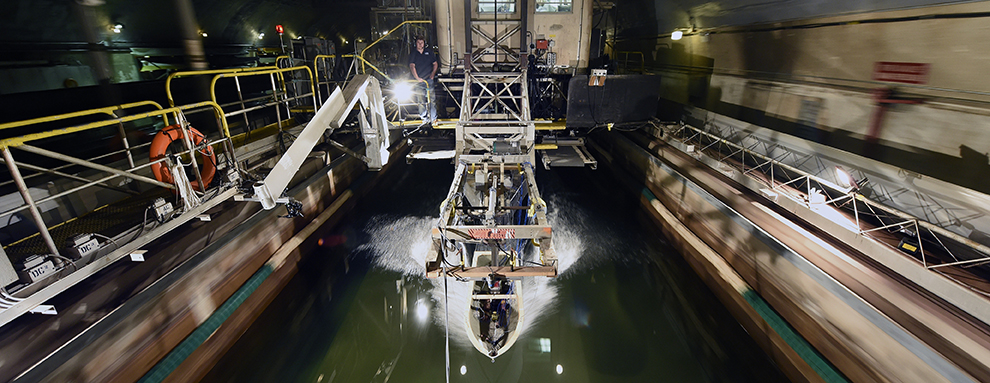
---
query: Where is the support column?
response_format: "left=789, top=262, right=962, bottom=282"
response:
left=464, top=0, right=473, bottom=71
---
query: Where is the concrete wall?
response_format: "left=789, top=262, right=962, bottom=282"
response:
left=602, top=132, right=990, bottom=382
left=531, top=0, right=593, bottom=69
left=624, top=1, right=990, bottom=193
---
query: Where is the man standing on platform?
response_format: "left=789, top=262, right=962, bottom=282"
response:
left=408, top=35, right=438, bottom=126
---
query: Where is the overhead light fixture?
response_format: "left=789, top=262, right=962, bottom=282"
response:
left=201, top=32, right=208, bottom=38
left=111, top=23, right=123, bottom=34
left=258, top=32, right=265, bottom=40
left=671, top=30, right=682, bottom=40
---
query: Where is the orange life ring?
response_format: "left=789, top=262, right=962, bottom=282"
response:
left=149, top=124, right=216, bottom=190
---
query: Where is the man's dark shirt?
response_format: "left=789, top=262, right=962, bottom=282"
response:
left=408, top=48, right=437, bottom=80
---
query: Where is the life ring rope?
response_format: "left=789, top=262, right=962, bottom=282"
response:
left=149, top=124, right=217, bottom=190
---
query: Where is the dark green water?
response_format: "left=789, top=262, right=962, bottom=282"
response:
left=203, top=159, right=788, bottom=383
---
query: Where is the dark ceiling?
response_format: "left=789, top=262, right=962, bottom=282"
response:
left=0, top=0, right=971, bottom=49
left=0, top=0, right=376, bottom=50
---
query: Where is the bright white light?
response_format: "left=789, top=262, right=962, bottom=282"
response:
left=415, top=300, right=428, bottom=322
left=112, top=24, right=123, bottom=34
left=539, top=338, right=551, bottom=353
left=671, top=30, right=683, bottom=40
left=556, top=364, right=563, bottom=374
left=835, top=166, right=855, bottom=189
left=201, top=32, right=208, bottom=38
left=393, top=82, right=414, bottom=102
left=258, top=32, right=265, bottom=40
left=460, top=365, right=467, bottom=375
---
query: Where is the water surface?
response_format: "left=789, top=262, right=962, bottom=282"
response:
left=204, top=160, right=787, bottom=383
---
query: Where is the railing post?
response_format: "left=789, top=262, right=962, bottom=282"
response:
left=2, top=147, right=61, bottom=257
left=853, top=193, right=860, bottom=233
left=116, top=121, right=135, bottom=169
left=234, top=77, right=251, bottom=135
left=916, top=220, right=926, bottom=268
left=270, top=73, right=283, bottom=131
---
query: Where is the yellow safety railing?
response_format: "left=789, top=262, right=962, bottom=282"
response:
left=360, top=20, right=432, bottom=74
left=346, top=54, right=394, bottom=82
left=0, top=101, right=168, bottom=131
left=275, top=55, right=294, bottom=68
left=208, top=66, right=317, bottom=116
left=0, top=101, right=231, bottom=149
left=165, top=66, right=276, bottom=107
left=0, top=101, right=172, bottom=183
left=314, top=55, right=338, bottom=105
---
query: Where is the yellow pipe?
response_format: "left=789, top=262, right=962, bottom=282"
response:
left=0, top=101, right=167, bottom=131
left=166, top=66, right=276, bottom=107
left=534, top=144, right=558, bottom=150
left=0, top=101, right=230, bottom=149
left=360, top=20, right=432, bottom=74
left=535, top=120, right=568, bottom=130
left=208, top=66, right=317, bottom=118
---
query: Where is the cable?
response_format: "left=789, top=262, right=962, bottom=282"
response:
left=91, top=233, right=120, bottom=252
left=52, top=254, right=78, bottom=272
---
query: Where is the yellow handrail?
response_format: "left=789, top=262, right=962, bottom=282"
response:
left=343, top=54, right=394, bottom=82
left=360, top=20, right=433, bottom=74
left=0, top=101, right=168, bottom=131
left=276, top=55, right=298, bottom=69
left=208, top=66, right=317, bottom=130
left=166, top=66, right=276, bottom=107
left=313, top=54, right=336, bottom=69
left=313, top=55, right=338, bottom=104
left=0, top=101, right=230, bottom=149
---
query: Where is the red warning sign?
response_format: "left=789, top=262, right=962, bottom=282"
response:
left=468, top=228, right=516, bottom=239
left=872, top=62, right=930, bottom=84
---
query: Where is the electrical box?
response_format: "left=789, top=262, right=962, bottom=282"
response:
left=153, top=198, right=173, bottom=222
left=0, top=246, right=18, bottom=287
left=897, top=238, right=921, bottom=256
left=18, top=255, right=56, bottom=284
left=536, top=39, right=549, bottom=50
left=65, top=233, right=100, bottom=263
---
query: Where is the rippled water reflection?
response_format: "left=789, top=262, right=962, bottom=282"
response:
left=204, top=160, right=787, bottom=383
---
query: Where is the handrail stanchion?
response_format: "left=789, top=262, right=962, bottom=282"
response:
left=1, top=148, right=61, bottom=258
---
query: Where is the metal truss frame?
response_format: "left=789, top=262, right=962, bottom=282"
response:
left=455, top=71, right=535, bottom=164
left=471, top=24, right=521, bottom=65
left=661, top=119, right=990, bottom=278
